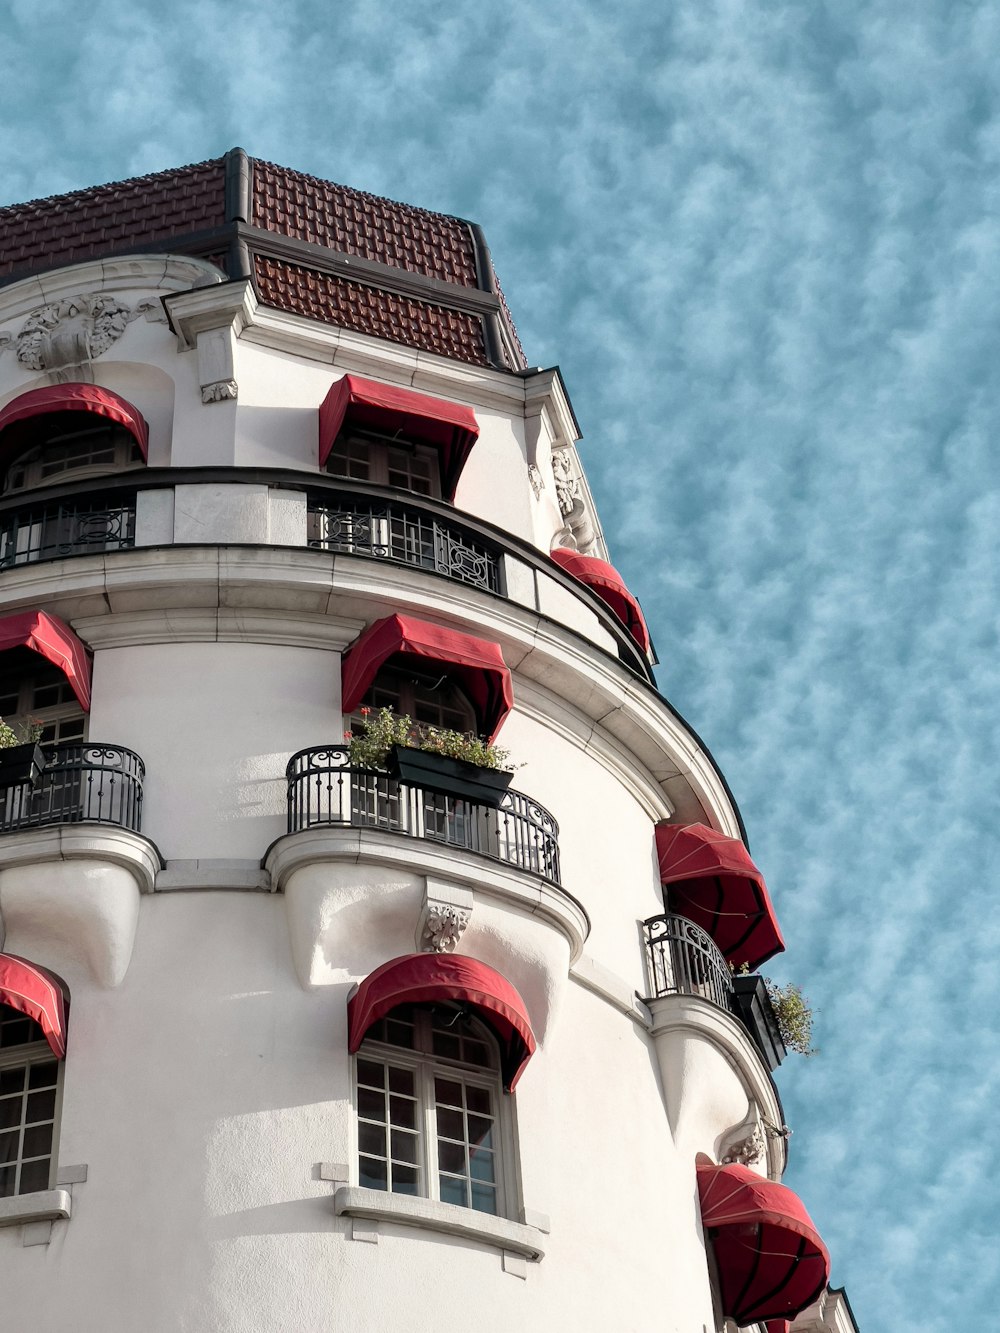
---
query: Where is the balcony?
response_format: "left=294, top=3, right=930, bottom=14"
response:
left=0, top=490, right=137, bottom=569
left=642, top=912, right=785, bottom=1070
left=286, top=745, right=560, bottom=884
left=0, top=743, right=145, bottom=834
left=307, top=489, right=503, bottom=593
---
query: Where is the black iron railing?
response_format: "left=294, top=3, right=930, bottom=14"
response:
left=0, top=492, right=137, bottom=569
left=286, top=746, right=560, bottom=883
left=642, top=913, right=734, bottom=1010
left=0, top=743, right=144, bottom=833
left=307, top=492, right=503, bottom=594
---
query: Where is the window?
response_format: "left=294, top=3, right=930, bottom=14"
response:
left=3, top=420, right=143, bottom=495
left=356, top=1004, right=510, bottom=1217
left=0, top=660, right=87, bottom=748
left=358, top=665, right=477, bottom=735
left=0, top=1002, right=61, bottom=1198
left=325, top=429, right=441, bottom=498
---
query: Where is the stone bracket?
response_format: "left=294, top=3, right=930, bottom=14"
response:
left=162, top=279, right=257, bottom=404
left=417, top=879, right=474, bottom=953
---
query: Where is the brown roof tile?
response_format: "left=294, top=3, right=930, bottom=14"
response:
left=0, top=158, right=226, bottom=279
left=254, top=257, right=489, bottom=366
left=251, top=160, right=480, bottom=288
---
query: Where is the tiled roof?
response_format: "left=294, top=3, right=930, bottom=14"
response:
left=255, top=257, right=489, bottom=365
left=0, top=158, right=225, bottom=279
left=0, top=151, right=525, bottom=369
left=252, top=160, right=479, bottom=288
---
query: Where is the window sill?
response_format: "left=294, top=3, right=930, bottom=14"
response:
left=334, top=1185, right=546, bottom=1261
left=0, top=1189, right=71, bottom=1228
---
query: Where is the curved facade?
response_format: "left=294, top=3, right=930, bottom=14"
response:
left=0, top=154, right=855, bottom=1333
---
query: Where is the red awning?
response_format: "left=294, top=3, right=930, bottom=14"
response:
left=348, top=952, right=536, bottom=1090
left=341, top=613, right=513, bottom=742
left=0, top=610, right=92, bottom=711
left=549, top=547, right=651, bottom=654
left=655, top=822, right=784, bottom=970
left=0, top=953, right=70, bottom=1059
left=698, top=1163, right=830, bottom=1326
left=0, top=383, right=149, bottom=461
left=319, top=374, right=479, bottom=501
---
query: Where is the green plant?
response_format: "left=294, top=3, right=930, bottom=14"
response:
left=0, top=716, right=43, bottom=749
left=764, top=981, right=816, bottom=1057
left=346, top=706, right=514, bottom=772
left=730, top=964, right=817, bottom=1056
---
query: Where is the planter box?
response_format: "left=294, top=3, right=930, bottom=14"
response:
left=730, top=974, right=786, bottom=1072
left=387, top=745, right=513, bottom=808
left=0, top=742, right=46, bottom=790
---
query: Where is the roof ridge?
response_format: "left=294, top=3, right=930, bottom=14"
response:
left=0, top=155, right=225, bottom=215
left=249, top=155, right=472, bottom=230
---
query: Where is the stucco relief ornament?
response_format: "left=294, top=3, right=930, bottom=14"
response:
left=15, top=294, right=141, bottom=381
left=721, top=1123, right=766, bottom=1167
left=527, top=463, right=545, bottom=499
left=421, top=903, right=471, bottom=953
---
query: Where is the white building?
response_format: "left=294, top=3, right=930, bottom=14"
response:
left=0, top=152, right=858, bottom=1333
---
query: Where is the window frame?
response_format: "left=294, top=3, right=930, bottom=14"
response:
left=2, top=419, right=145, bottom=496
left=0, top=662, right=88, bottom=749
left=353, top=1006, right=520, bottom=1221
left=0, top=1007, right=64, bottom=1200
left=325, top=427, right=442, bottom=499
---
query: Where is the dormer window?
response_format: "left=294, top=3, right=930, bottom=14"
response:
left=0, top=384, right=149, bottom=496
left=325, top=428, right=441, bottom=498
left=319, top=375, right=479, bottom=503
left=3, top=421, right=143, bottom=495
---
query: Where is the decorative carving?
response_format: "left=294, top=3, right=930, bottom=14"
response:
left=421, top=903, right=470, bottom=953
left=551, top=445, right=597, bottom=553
left=135, top=299, right=170, bottom=325
left=15, top=294, right=140, bottom=380
left=201, top=379, right=238, bottom=403
left=527, top=463, right=545, bottom=499
left=719, top=1103, right=767, bottom=1167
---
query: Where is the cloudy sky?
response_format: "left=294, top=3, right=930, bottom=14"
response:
left=3, top=1, right=998, bottom=1327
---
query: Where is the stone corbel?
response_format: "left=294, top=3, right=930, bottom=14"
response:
left=417, top=879, right=473, bottom=953
left=161, top=279, right=257, bottom=404
left=718, top=1102, right=766, bottom=1168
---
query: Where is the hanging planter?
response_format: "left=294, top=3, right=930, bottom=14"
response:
left=387, top=744, right=513, bottom=807
left=0, top=741, right=46, bottom=789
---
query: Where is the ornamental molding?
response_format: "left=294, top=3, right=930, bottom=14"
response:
left=418, top=881, right=473, bottom=953
left=10, top=293, right=142, bottom=383
left=719, top=1102, right=766, bottom=1168
left=201, top=378, right=238, bottom=403
left=162, top=278, right=257, bottom=405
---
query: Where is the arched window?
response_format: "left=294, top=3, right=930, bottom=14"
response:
left=0, top=384, right=148, bottom=496
left=356, top=1003, right=510, bottom=1216
left=0, top=658, right=86, bottom=748
left=359, top=663, right=477, bottom=735
left=325, top=430, right=441, bottom=498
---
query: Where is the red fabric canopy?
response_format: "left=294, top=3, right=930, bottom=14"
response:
left=341, top=613, right=513, bottom=742
left=0, top=383, right=149, bottom=461
left=319, top=374, right=479, bottom=501
left=348, top=952, right=536, bottom=1090
left=0, top=952, right=70, bottom=1059
left=655, top=822, right=784, bottom=970
left=698, top=1163, right=830, bottom=1326
left=549, top=547, right=651, bottom=654
left=0, top=609, right=92, bottom=711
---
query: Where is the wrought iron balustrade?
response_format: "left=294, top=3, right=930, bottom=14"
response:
left=0, top=492, right=137, bottom=569
left=0, top=743, right=145, bottom=833
left=306, top=492, right=502, bottom=593
left=642, top=913, right=734, bottom=1010
left=286, top=745, right=560, bottom=883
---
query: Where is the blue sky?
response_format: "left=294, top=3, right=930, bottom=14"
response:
left=3, top=2, right=998, bottom=1326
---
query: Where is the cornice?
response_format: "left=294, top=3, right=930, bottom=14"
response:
left=0, top=255, right=223, bottom=328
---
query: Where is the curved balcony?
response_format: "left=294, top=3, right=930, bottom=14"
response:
left=0, top=743, right=145, bottom=834
left=286, top=745, right=561, bottom=884
left=643, top=912, right=786, bottom=1071
left=0, top=489, right=137, bottom=569
left=642, top=912, right=734, bottom=1009
left=306, top=490, right=503, bottom=593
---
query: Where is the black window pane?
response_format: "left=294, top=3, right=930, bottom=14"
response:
left=436, top=1107, right=464, bottom=1142
left=469, top=1148, right=496, bottom=1183
left=0, top=1164, right=14, bottom=1197
left=390, top=1129, right=419, bottom=1165
left=27, top=1062, right=57, bottom=1090
left=439, top=1174, right=466, bottom=1207
left=0, top=1099, right=23, bottom=1131
left=471, top=1182, right=498, bottom=1215
left=434, top=1078, right=462, bottom=1108
left=386, top=1066, right=414, bottom=1096
left=25, top=1090, right=55, bottom=1123
left=357, top=1088, right=385, bottom=1122
left=389, top=1095, right=417, bottom=1130
left=356, top=1059, right=385, bottom=1090
left=0, top=1068, right=25, bottom=1097
left=468, top=1116, right=493, bottom=1148
left=21, top=1124, right=53, bottom=1159
left=18, top=1158, right=49, bottom=1194
left=358, top=1123, right=386, bottom=1158
left=438, top=1140, right=466, bottom=1174
left=392, top=1165, right=419, bottom=1196
left=359, top=1157, right=387, bottom=1190
left=465, top=1086, right=492, bottom=1116
left=0, top=1130, right=18, bottom=1163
